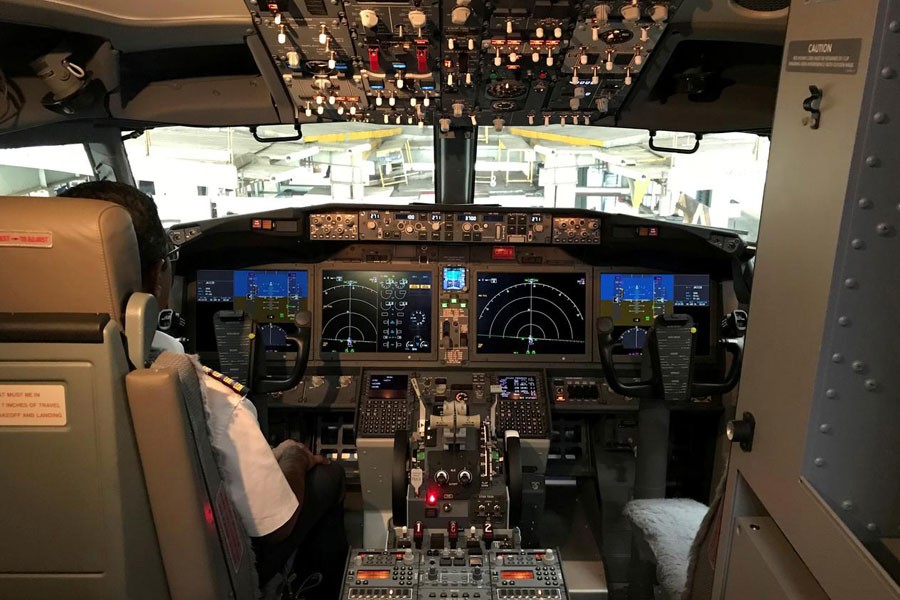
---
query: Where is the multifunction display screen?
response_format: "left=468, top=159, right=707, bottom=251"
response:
left=498, top=375, right=539, bottom=400
left=442, top=267, right=466, bottom=291
left=195, top=270, right=309, bottom=353
left=599, top=274, right=711, bottom=356
left=320, top=270, right=433, bottom=354
left=476, top=272, right=587, bottom=356
left=368, top=374, right=409, bottom=399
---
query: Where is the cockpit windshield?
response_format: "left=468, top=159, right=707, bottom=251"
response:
left=0, top=123, right=768, bottom=241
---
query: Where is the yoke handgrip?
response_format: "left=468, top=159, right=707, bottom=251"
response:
left=691, top=337, right=744, bottom=396
left=505, top=433, right=523, bottom=528
left=254, top=310, right=312, bottom=394
left=596, top=317, right=656, bottom=398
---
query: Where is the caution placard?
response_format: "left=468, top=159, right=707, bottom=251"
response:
left=786, top=39, right=862, bottom=75
left=0, top=385, right=67, bottom=426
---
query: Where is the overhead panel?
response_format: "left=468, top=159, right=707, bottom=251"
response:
left=241, top=0, right=685, bottom=127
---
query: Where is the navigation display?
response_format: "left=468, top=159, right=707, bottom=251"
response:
left=476, top=272, right=587, bottom=356
left=196, top=269, right=309, bottom=353
left=320, top=270, right=433, bottom=354
left=599, top=273, right=711, bottom=356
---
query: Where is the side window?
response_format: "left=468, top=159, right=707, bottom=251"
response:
left=0, top=144, right=94, bottom=196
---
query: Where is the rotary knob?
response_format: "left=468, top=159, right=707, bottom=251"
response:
left=458, top=469, right=473, bottom=486
left=435, top=470, right=450, bottom=485
left=408, top=9, right=427, bottom=28
left=360, top=9, right=379, bottom=28
left=451, top=5, right=471, bottom=25
left=543, top=549, right=557, bottom=564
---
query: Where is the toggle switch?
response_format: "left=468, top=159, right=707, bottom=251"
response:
left=368, top=47, right=380, bottom=72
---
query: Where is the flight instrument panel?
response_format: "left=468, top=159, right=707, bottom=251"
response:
left=191, top=267, right=718, bottom=367
left=172, top=204, right=746, bottom=409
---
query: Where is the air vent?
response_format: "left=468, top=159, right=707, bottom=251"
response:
left=731, top=0, right=789, bottom=12
left=304, top=0, right=328, bottom=17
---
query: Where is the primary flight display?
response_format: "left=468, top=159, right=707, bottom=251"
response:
left=475, top=272, right=588, bottom=356
left=598, top=273, right=711, bottom=355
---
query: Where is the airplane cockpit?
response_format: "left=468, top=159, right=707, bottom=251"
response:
left=2, top=1, right=899, bottom=600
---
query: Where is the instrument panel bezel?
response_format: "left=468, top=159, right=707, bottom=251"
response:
left=186, top=261, right=723, bottom=370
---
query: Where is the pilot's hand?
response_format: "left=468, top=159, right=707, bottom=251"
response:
left=273, top=439, right=331, bottom=469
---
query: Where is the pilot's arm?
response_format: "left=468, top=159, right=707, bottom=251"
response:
left=199, top=372, right=300, bottom=538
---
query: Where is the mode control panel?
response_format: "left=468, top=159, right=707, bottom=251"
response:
left=310, top=213, right=360, bottom=240
left=452, top=212, right=553, bottom=244
left=551, top=217, right=601, bottom=244
left=310, top=210, right=600, bottom=244
left=360, top=210, right=445, bottom=242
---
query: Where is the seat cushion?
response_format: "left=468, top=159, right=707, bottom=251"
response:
left=623, top=499, right=708, bottom=599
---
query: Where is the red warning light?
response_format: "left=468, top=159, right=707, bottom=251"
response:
left=426, top=490, right=438, bottom=506
left=492, top=246, right=515, bottom=260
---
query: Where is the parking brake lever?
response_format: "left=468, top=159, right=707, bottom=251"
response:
left=254, top=310, right=312, bottom=394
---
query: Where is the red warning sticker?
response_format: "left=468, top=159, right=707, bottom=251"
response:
left=0, top=230, right=53, bottom=248
left=215, top=484, right=244, bottom=573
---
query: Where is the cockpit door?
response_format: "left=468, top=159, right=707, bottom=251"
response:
left=712, top=1, right=900, bottom=599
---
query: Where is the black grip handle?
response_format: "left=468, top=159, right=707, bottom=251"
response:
left=255, top=310, right=312, bottom=394
left=596, top=317, right=656, bottom=398
left=505, top=435, right=523, bottom=528
left=648, top=130, right=702, bottom=155
left=392, top=430, right=410, bottom=527
left=691, top=337, right=744, bottom=397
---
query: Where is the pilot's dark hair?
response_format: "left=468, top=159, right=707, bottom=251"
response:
left=60, top=181, right=168, bottom=273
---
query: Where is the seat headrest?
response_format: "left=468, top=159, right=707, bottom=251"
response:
left=0, top=196, right=143, bottom=324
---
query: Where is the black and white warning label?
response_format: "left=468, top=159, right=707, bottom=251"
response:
left=786, top=39, right=862, bottom=75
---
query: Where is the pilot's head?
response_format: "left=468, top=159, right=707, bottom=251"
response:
left=59, top=181, right=173, bottom=309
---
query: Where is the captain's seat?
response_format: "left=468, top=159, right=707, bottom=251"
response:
left=0, top=197, right=257, bottom=600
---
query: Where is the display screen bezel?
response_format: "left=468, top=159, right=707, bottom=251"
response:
left=472, top=266, right=592, bottom=363
left=317, top=264, right=439, bottom=362
left=594, top=268, right=719, bottom=364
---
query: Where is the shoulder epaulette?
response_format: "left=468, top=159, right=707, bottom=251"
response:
left=201, top=366, right=249, bottom=397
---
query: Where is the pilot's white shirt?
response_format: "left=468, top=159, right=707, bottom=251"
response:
left=152, top=331, right=299, bottom=537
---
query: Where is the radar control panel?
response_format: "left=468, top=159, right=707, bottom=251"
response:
left=342, top=547, right=568, bottom=600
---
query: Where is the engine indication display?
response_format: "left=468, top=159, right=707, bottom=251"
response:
left=476, top=272, right=587, bottom=356
left=599, top=274, right=711, bottom=356
left=321, top=270, right=433, bottom=354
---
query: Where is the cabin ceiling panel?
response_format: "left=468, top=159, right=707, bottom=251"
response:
left=0, top=0, right=252, bottom=52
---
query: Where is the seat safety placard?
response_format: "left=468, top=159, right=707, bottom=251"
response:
left=0, top=384, right=67, bottom=426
